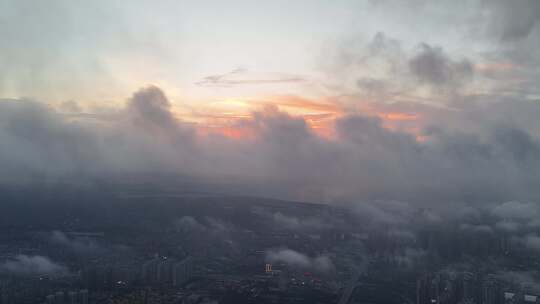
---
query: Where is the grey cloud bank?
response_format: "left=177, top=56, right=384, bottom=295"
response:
left=0, top=255, right=68, bottom=277
left=265, top=249, right=334, bottom=274
left=2, top=84, right=540, bottom=207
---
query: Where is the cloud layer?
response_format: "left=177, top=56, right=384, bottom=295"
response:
left=265, top=248, right=334, bottom=273
left=0, top=255, right=68, bottom=277
left=1, top=82, right=540, bottom=207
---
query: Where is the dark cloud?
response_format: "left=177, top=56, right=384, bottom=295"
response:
left=126, top=85, right=193, bottom=143
left=473, top=0, right=540, bottom=69
left=409, top=43, right=473, bottom=88
left=323, top=32, right=477, bottom=105
left=483, top=0, right=540, bottom=42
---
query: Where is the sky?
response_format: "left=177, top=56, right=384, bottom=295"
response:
left=1, top=0, right=540, bottom=205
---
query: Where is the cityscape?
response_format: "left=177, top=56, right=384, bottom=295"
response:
left=1, top=185, right=540, bottom=303
left=2, top=0, right=540, bottom=303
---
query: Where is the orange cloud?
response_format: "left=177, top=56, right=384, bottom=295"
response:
left=475, top=62, right=517, bottom=72
left=182, top=95, right=425, bottom=141
left=379, top=112, right=419, bottom=121
left=258, top=95, right=342, bottom=114
left=197, top=125, right=255, bottom=140
left=185, top=95, right=342, bottom=139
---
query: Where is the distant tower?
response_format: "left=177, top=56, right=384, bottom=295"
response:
left=46, top=294, right=56, bottom=304
left=265, top=263, right=272, bottom=273
left=55, top=291, right=65, bottom=304
left=68, top=291, right=78, bottom=304
left=80, top=289, right=88, bottom=304
left=173, top=257, right=193, bottom=286
left=417, top=274, right=440, bottom=304
left=482, top=275, right=502, bottom=304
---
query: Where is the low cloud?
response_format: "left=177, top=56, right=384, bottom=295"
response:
left=49, top=230, right=102, bottom=254
left=0, top=255, right=68, bottom=277
left=492, top=201, right=540, bottom=220
left=520, top=234, right=540, bottom=252
left=265, top=248, right=334, bottom=273
left=460, top=224, right=493, bottom=234
left=497, top=271, right=540, bottom=294
left=395, top=248, right=426, bottom=268
left=174, top=216, right=235, bottom=235
left=270, top=212, right=335, bottom=231
left=2, top=85, right=540, bottom=207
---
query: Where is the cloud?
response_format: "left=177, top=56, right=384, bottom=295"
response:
left=491, top=201, right=540, bottom=221
left=513, top=234, right=540, bottom=252
left=49, top=230, right=102, bottom=254
left=0, top=255, right=68, bottom=277
left=409, top=43, right=474, bottom=88
left=265, top=249, right=334, bottom=273
left=270, top=212, right=334, bottom=231
left=482, top=0, right=540, bottom=43
left=126, top=85, right=179, bottom=135
left=195, top=69, right=306, bottom=87
left=460, top=223, right=493, bottom=234
left=495, top=220, right=521, bottom=232
left=497, top=271, right=540, bottom=294
left=174, top=216, right=208, bottom=233
left=395, top=248, right=426, bottom=268
left=525, top=234, right=540, bottom=251
left=351, top=200, right=414, bottom=226
left=174, top=216, right=235, bottom=235
left=2, top=84, right=540, bottom=207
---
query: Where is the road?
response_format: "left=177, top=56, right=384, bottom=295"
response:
left=337, top=270, right=362, bottom=304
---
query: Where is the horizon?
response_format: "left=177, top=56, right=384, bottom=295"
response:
left=2, top=2, right=540, bottom=304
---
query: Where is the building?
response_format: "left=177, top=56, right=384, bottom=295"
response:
left=80, top=289, right=88, bottom=304
left=46, top=294, right=55, bottom=304
left=482, top=275, right=503, bottom=304
left=55, top=291, right=64, bottom=304
left=173, top=257, right=193, bottom=286
left=68, top=291, right=78, bottom=304
left=141, top=258, right=159, bottom=284
left=265, top=263, right=273, bottom=273
left=417, top=273, right=440, bottom=304
left=157, top=259, right=174, bottom=284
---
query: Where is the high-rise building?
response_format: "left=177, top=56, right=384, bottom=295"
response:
left=46, top=294, right=55, bottom=304
left=141, top=259, right=159, bottom=284
left=68, top=291, right=78, bottom=304
left=55, top=291, right=64, bottom=304
left=1, top=290, right=10, bottom=304
left=417, top=274, right=440, bottom=304
left=482, top=275, right=502, bottom=304
left=173, top=257, right=193, bottom=286
left=157, top=259, right=174, bottom=284
left=80, top=289, right=88, bottom=304
left=460, top=272, right=479, bottom=304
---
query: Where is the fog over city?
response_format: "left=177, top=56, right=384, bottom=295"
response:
left=1, top=1, right=540, bottom=304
